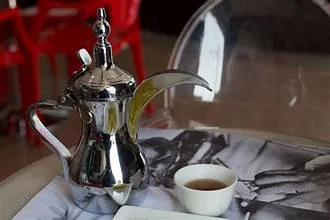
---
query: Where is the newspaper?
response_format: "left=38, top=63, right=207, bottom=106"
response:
left=139, top=128, right=330, bottom=219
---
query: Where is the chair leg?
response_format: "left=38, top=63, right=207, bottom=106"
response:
left=130, top=23, right=153, bottom=115
left=17, top=64, right=30, bottom=140
left=49, top=54, right=60, bottom=98
left=0, top=69, right=9, bottom=99
left=18, top=55, right=41, bottom=145
left=0, top=69, right=11, bottom=134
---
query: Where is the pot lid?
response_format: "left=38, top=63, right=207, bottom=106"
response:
left=72, top=8, right=136, bottom=101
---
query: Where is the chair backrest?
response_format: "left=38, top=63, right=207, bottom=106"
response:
left=104, top=0, right=140, bottom=31
left=0, top=8, right=33, bottom=112
left=25, top=0, right=141, bottom=39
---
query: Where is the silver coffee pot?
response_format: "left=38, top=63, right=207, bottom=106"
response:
left=27, top=8, right=211, bottom=214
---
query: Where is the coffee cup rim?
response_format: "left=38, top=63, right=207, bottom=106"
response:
left=174, top=164, right=237, bottom=193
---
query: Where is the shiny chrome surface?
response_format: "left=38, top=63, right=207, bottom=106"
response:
left=28, top=100, right=148, bottom=215
left=93, top=8, right=113, bottom=68
left=166, top=0, right=330, bottom=142
left=74, top=7, right=136, bottom=101
left=27, top=7, right=211, bottom=214
left=66, top=97, right=148, bottom=213
left=28, top=8, right=148, bottom=214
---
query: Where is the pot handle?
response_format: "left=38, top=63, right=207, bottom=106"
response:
left=27, top=100, right=72, bottom=177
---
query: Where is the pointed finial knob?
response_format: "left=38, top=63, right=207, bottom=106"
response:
left=93, top=8, right=110, bottom=42
left=92, top=8, right=113, bottom=67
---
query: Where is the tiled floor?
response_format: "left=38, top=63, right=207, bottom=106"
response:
left=0, top=31, right=177, bottom=181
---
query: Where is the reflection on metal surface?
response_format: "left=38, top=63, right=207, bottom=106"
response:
left=109, top=135, right=124, bottom=184
left=194, top=12, right=224, bottom=101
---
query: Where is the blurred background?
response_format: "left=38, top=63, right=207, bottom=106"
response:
left=0, top=0, right=205, bottom=180
left=2, top=0, right=330, bottom=181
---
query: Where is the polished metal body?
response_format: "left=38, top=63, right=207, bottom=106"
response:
left=27, top=8, right=211, bottom=214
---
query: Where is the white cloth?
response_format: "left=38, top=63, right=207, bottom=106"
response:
left=13, top=175, right=185, bottom=220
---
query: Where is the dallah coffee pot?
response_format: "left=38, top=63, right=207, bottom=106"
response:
left=27, top=8, right=211, bottom=214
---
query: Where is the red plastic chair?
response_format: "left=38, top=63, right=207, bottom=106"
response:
left=0, top=8, right=40, bottom=140
left=21, top=0, right=152, bottom=118
left=21, top=0, right=146, bottom=83
left=10, top=0, right=151, bottom=145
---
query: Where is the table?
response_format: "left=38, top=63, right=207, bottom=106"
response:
left=8, top=128, right=330, bottom=219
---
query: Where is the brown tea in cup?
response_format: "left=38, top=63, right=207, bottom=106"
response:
left=184, top=178, right=227, bottom=191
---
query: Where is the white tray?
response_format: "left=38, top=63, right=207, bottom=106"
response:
left=113, top=206, right=228, bottom=220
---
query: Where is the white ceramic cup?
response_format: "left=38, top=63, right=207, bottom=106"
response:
left=174, top=164, right=237, bottom=217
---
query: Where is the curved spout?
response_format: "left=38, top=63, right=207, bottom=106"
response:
left=127, top=69, right=212, bottom=143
